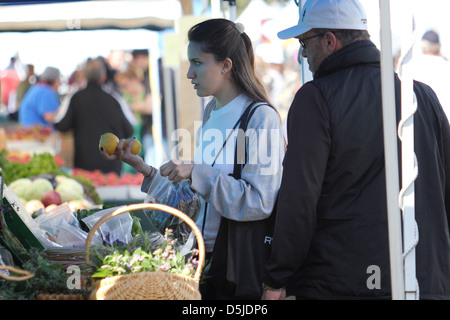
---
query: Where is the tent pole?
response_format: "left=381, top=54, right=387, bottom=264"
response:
left=222, top=0, right=237, bottom=21
left=300, top=0, right=313, bottom=84
left=379, top=0, right=405, bottom=300
left=397, top=5, right=419, bottom=301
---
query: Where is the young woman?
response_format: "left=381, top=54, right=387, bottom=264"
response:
left=101, top=18, right=285, bottom=299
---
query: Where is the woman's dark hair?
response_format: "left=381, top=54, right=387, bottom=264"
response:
left=188, top=18, right=270, bottom=104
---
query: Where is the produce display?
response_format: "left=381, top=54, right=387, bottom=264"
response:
left=5, top=151, right=65, bottom=166
left=4, top=125, right=52, bottom=142
left=0, top=151, right=102, bottom=214
left=72, top=168, right=143, bottom=187
left=0, top=151, right=64, bottom=186
left=0, top=132, right=181, bottom=301
left=8, top=175, right=95, bottom=214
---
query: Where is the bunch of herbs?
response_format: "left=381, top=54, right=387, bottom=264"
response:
left=90, top=229, right=198, bottom=279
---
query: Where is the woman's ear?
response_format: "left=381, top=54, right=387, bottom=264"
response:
left=222, top=57, right=233, bottom=74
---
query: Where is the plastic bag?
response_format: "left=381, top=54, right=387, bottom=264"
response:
left=144, top=171, right=201, bottom=244
left=35, top=203, right=79, bottom=230
left=35, top=203, right=102, bottom=248
left=82, top=206, right=133, bottom=246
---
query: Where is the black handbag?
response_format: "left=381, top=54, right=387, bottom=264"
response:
left=206, top=102, right=278, bottom=299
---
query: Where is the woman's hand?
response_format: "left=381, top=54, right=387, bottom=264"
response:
left=261, top=288, right=286, bottom=300
left=100, top=137, right=153, bottom=177
left=160, top=160, right=195, bottom=183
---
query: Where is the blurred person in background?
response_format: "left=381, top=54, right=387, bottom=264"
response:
left=15, top=64, right=36, bottom=107
left=129, top=49, right=161, bottom=166
left=115, top=68, right=146, bottom=151
left=97, top=56, right=137, bottom=135
left=18, top=66, right=61, bottom=128
left=255, top=42, right=286, bottom=118
left=10, top=64, right=36, bottom=121
left=54, top=58, right=133, bottom=175
left=0, top=57, right=21, bottom=115
left=410, top=29, right=450, bottom=118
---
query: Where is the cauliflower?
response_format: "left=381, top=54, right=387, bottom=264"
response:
left=26, top=178, right=54, bottom=201
left=55, top=178, right=84, bottom=202
left=8, top=178, right=32, bottom=200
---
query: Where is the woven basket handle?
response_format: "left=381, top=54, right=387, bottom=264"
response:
left=84, top=203, right=205, bottom=281
left=0, top=265, right=34, bottom=281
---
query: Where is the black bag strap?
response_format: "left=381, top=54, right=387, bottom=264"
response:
left=201, top=100, right=258, bottom=235
left=232, top=102, right=270, bottom=179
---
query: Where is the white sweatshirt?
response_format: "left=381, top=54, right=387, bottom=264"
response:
left=142, top=94, right=285, bottom=252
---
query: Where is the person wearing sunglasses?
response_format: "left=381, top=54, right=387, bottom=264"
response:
left=263, top=0, right=450, bottom=300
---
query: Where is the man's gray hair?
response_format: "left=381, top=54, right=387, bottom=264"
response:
left=84, top=58, right=106, bottom=83
left=313, top=29, right=370, bottom=47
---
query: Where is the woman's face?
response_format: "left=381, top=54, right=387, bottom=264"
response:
left=187, top=41, right=225, bottom=98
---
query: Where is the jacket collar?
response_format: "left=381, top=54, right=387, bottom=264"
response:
left=314, top=40, right=380, bottom=80
left=86, top=80, right=102, bottom=89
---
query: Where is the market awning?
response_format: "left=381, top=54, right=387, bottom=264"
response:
left=0, top=0, right=179, bottom=32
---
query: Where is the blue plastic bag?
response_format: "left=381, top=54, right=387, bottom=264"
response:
left=144, top=171, right=200, bottom=244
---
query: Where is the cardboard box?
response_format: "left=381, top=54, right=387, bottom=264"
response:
left=0, top=187, right=46, bottom=263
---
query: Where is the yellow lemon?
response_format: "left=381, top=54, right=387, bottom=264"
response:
left=99, top=132, right=119, bottom=155
left=122, top=138, right=142, bottom=155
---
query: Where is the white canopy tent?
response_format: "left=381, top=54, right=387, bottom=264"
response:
left=0, top=0, right=182, bottom=75
left=0, top=0, right=183, bottom=166
left=0, top=0, right=177, bottom=32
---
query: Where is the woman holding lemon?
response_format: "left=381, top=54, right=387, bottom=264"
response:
left=101, top=18, right=285, bottom=300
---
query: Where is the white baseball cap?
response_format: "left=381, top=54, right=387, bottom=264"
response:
left=278, top=0, right=368, bottom=40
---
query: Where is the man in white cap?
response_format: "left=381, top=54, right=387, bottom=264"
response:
left=263, top=0, right=450, bottom=300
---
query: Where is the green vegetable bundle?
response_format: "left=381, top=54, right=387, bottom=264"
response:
left=0, top=151, right=64, bottom=185
left=0, top=249, right=89, bottom=300
left=0, top=151, right=102, bottom=204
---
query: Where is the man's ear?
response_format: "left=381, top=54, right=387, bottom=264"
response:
left=324, top=32, right=342, bottom=55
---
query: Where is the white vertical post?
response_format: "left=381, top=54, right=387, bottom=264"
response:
left=228, top=0, right=237, bottom=21
left=300, top=0, right=313, bottom=84
left=397, top=4, right=419, bottom=300
left=211, top=0, right=221, bottom=18
left=378, top=0, right=405, bottom=300
left=148, top=35, right=167, bottom=165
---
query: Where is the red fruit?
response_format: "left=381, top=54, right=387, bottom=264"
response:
left=41, top=190, right=62, bottom=207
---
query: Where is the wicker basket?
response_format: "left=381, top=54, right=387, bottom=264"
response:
left=85, top=203, right=205, bottom=300
left=0, top=265, right=34, bottom=281
left=40, top=247, right=86, bottom=270
left=0, top=256, right=90, bottom=300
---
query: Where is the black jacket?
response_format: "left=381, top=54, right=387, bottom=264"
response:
left=265, top=40, right=450, bottom=299
left=55, top=81, right=134, bottom=175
